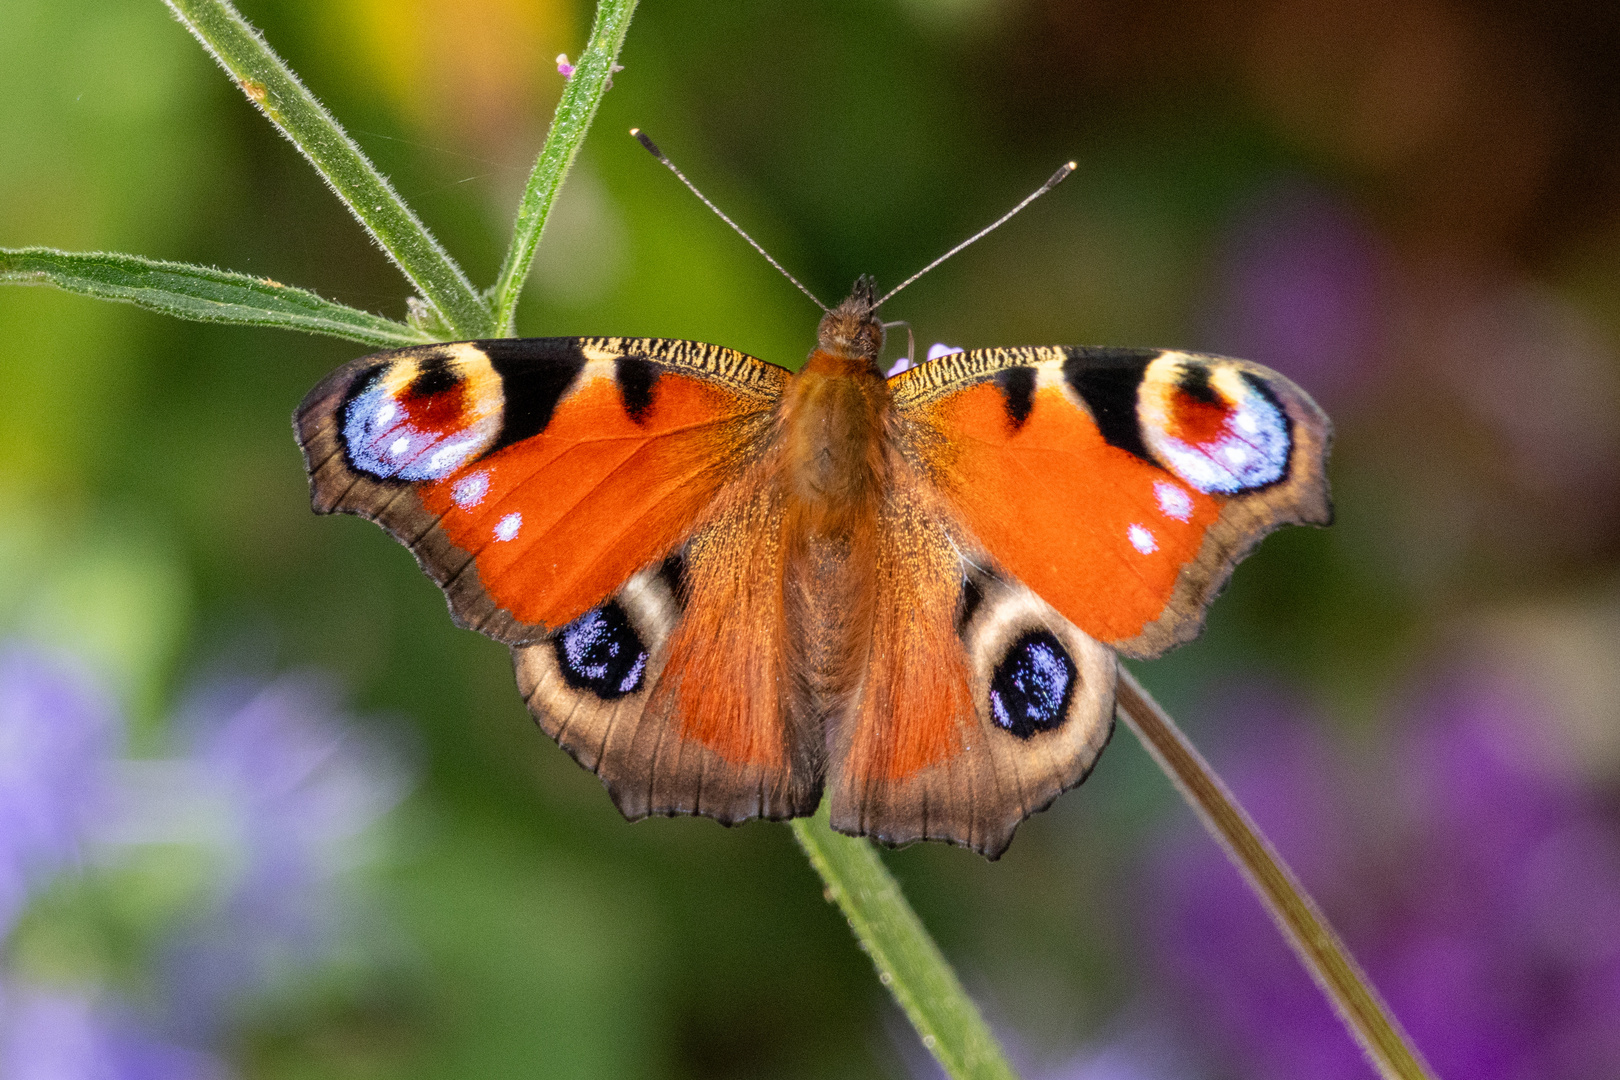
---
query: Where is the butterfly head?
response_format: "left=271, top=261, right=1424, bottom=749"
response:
left=816, top=275, right=885, bottom=367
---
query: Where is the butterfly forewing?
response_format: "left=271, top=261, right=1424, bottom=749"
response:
left=890, top=345, right=1332, bottom=659
left=296, top=336, right=786, bottom=641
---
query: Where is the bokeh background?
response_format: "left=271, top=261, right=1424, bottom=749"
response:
left=5, top=0, right=1620, bottom=1077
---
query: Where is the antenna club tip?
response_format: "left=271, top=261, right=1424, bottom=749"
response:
left=1064, top=160, right=1078, bottom=170
left=631, top=128, right=663, bottom=158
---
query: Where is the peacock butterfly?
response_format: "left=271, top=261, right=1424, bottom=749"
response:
left=295, top=272, right=1331, bottom=859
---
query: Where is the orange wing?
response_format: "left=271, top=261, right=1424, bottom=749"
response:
left=297, top=337, right=785, bottom=641
left=890, top=346, right=1332, bottom=659
left=296, top=336, right=820, bottom=824
left=823, top=461, right=1117, bottom=859
left=820, top=345, right=1330, bottom=857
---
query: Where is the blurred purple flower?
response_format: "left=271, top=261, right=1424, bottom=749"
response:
left=0, top=988, right=226, bottom=1080
left=1202, top=182, right=1386, bottom=406
left=0, top=644, right=410, bottom=1073
left=1033, top=1023, right=1199, bottom=1080
left=158, top=675, right=409, bottom=1039
left=896, top=1000, right=1195, bottom=1080
left=0, top=646, right=117, bottom=936
left=1147, top=674, right=1620, bottom=1079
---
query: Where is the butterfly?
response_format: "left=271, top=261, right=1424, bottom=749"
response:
left=295, top=275, right=1331, bottom=858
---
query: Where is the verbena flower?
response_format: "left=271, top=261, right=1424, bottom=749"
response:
left=0, top=988, right=225, bottom=1080
left=156, top=674, right=410, bottom=1041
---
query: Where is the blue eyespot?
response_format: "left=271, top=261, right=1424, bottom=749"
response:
left=989, top=631, right=1076, bottom=739
left=554, top=602, right=648, bottom=699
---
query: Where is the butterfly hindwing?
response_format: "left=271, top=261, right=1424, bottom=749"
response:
left=825, top=466, right=1116, bottom=858
left=890, top=346, right=1332, bottom=659
left=512, top=468, right=822, bottom=825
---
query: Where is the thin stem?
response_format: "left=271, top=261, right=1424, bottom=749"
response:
left=1114, top=667, right=1438, bottom=1080
left=489, top=0, right=640, bottom=335
left=791, top=803, right=1020, bottom=1080
left=166, top=0, right=493, bottom=339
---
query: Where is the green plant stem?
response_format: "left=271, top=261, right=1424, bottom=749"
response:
left=1114, top=667, right=1438, bottom=1080
left=165, top=0, right=492, bottom=339
left=489, top=0, right=639, bottom=334
left=791, top=804, right=1020, bottom=1080
left=0, top=247, right=431, bottom=349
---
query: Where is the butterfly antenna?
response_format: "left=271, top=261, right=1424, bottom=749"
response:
left=876, top=161, right=1077, bottom=309
left=632, top=129, right=829, bottom=312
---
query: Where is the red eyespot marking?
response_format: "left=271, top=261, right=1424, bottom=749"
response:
left=400, top=381, right=468, bottom=433
left=1139, top=357, right=1292, bottom=494
left=1166, top=392, right=1231, bottom=446
left=342, top=351, right=503, bottom=482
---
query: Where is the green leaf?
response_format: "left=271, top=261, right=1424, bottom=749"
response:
left=791, top=805, right=1021, bottom=1080
left=164, top=0, right=494, bottom=339
left=489, top=0, right=640, bottom=334
left=0, top=247, right=432, bottom=349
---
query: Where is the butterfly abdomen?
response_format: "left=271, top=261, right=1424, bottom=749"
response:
left=772, top=285, right=899, bottom=740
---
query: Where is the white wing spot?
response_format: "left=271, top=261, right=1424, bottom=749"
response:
left=427, top=437, right=478, bottom=475
left=374, top=400, right=397, bottom=425
left=1128, top=523, right=1158, bottom=554
left=1154, top=481, right=1193, bottom=522
left=452, top=471, right=490, bottom=509
left=494, top=512, right=522, bottom=542
left=1223, top=444, right=1249, bottom=465
left=388, top=435, right=410, bottom=458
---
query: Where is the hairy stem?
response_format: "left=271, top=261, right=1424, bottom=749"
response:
left=792, top=804, right=1020, bottom=1080
left=489, top=0, right=640, bottom=334
left=166, top=0, right=492, bottom=338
